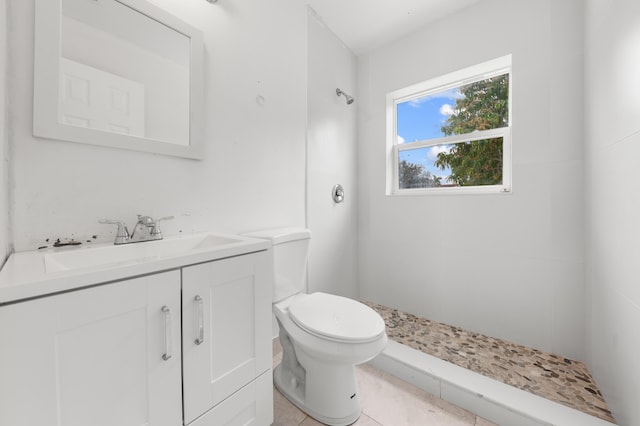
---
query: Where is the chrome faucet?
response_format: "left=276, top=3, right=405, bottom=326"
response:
left=99, top=215, right=174, bottom=245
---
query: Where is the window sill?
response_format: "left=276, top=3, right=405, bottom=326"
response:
left=388, top=185, right=512, bottom=196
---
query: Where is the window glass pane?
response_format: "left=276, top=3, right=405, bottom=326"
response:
left=398, top=138, right=503, bottom=189
left=396, top=74, right=509, bottom=145
left=398, top=146, right=451, bottom=189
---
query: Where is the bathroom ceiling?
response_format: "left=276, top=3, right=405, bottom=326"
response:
left=305, top=0, right=481, bottom=55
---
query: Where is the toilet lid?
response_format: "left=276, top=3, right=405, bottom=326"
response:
left=289, top=292, right=386, bottom=343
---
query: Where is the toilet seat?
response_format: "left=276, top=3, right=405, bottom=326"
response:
left=289, top=292, right=385, bottom=343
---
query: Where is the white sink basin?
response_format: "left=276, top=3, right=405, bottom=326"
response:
left=44, top=233, right=245, bottom=273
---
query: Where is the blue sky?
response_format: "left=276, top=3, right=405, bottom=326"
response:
left=397, top=88, right=463, bottom=180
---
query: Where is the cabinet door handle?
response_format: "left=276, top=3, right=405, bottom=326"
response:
left=195, top=295, right=204, bottom=345
left=161, top=306, right=172, bottom=361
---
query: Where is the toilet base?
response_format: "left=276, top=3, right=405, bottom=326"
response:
left=274, top=361, right=361, bottom=426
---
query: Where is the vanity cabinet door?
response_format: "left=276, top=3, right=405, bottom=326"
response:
left=182, top=252, right=272, bottom=425
left=0, top=271, right=182, bottom=426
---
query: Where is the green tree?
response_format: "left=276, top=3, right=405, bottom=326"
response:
left=399, top=160, right=441, bottom=189
left=435, top=74, right=509, bottom=186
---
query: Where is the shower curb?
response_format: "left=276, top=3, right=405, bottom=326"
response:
left=368, top=340, right=616, bottom=426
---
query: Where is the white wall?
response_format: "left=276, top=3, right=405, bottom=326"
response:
left=357, top=0, right=585, bottom=359
left=0, top=0, right=9, bottom=265
left=306, top=9, right=359, bottom=298
left=8, top=0, right=307, bottom=251
left=585, top=0, right=640, bottom=423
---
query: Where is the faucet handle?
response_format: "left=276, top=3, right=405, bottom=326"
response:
left=98, top=219, right=130, bottom=245
left=136, top=215, right=156, bottom=226
left=151, top=216, right=174, bottom=238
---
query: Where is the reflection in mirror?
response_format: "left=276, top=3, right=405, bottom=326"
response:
left=60, top=0, right=190, bottom=146
left=33, top=0, right=204, bottom=159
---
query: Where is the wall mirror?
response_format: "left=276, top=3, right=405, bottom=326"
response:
left=33, top=0, right=204, bottom=159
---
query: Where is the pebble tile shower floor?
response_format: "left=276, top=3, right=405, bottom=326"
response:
left=364, top=302, right=615, bottom=423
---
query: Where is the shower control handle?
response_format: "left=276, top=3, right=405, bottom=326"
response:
left=332, top=184, right=345, bottom=204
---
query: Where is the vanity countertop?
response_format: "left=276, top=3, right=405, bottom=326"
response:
left=0, top=232, right=269, bottom=305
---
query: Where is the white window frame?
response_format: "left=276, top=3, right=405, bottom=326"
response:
left=386, top=55, right=512, bottom=195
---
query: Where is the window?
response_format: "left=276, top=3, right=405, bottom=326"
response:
left=386, top=55, right=512, bottom=195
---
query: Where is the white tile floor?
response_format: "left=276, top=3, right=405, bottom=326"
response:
left=272, top=344, right=497, bottom=426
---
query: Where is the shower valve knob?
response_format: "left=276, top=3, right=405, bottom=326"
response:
left=332, top=184, right=345, bottom=203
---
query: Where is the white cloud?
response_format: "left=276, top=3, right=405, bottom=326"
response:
left=397, top=135, right=405, bottom=144
left=439, top=103, right=454, bottom=116
left=408, top=98, right=426, bottom=108
left=427, top=145, right=451, bottom=161
left=407, top=88, right=464, bottom=108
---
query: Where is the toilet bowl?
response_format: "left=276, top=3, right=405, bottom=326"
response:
left=244, top=229, right=388, bottom=425
left=274, top=292, right=387, bottom=425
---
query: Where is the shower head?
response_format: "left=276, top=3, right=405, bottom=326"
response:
left=336, top=88, right=355, bottom=105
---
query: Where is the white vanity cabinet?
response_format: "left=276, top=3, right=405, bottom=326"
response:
left=0, top=248, right=273, bottom=426
left=0, top=270, right=183, bottom=426
left=182, top=252, right=273, bottom=425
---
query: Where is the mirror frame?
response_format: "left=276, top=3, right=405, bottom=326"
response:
left=33, top=0, right=204, bottom=159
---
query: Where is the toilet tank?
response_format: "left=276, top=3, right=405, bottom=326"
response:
left=243, top=228, right=311, bottom=302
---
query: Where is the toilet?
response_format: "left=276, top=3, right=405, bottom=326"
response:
left=245, top=228, right=388, bottom=426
